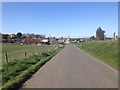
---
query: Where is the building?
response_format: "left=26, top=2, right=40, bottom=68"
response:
left=22, top=38, right=42, bottom=45
left=41, top=39, right=49, bottom=45
left=96, top=27, right=105, bottom=40
left=57, top=37, right=65, bottom=45
left=65, top=38, right=71, bottom=44
left=50, top=38, right=58, bottom=45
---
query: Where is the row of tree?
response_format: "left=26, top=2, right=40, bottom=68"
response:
left=2, top=32, right=46, bottom=43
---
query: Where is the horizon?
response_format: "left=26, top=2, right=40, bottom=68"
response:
left=2, top=2, right=118, bottom=38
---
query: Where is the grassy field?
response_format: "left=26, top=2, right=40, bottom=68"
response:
left=76, top=41, right=118, bottom=69
left=2, top=44, right=57, bottom=65
left=1, top=44, right=64, bottom=90
left=1, top=43, right=62, bottom=89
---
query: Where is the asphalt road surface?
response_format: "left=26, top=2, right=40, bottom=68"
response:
left=21, top=44, right=118, bottom=88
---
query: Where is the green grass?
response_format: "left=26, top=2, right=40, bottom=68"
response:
left=0, top=71, right=1, bottom=90
left=2, top=46, right=64, bottom=90
left=2, top=52, right=52, bottom=85
left=1, top=43, right=64, bottom=89
left=76, top=41, right=118, bottom=69
left=2, top=44, right=56, bottom=65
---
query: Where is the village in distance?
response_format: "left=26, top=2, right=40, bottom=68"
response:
left=1, top=27, right=118, bottom=45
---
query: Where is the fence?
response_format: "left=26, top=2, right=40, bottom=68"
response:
left=3, top=48, right=58, bottom=64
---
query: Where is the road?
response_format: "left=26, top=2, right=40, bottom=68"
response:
left=21, top=44, right=118, bottom=88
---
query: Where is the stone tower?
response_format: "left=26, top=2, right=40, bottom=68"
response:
left=96, top=27, right=105, bottom=40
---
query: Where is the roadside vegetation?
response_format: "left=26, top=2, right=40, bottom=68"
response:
left=76, top=41, right=118, bottom=69
left=1, top=44, right=64, bottom=90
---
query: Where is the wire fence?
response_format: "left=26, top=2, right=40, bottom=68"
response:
left=2, top=47, right=59, bottom=65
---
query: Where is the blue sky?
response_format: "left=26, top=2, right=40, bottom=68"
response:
left=2, top=2, right=118, bottom=38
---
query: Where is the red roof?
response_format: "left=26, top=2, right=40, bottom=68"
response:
left=23, top=38, right=42, bottom=43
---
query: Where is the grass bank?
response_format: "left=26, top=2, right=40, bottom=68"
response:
left=76, top=41, right=118, bottom=69
left=2, top=45, right=64, bottom=90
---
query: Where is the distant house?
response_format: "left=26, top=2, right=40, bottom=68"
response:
left=50, top=38, right=58, bottom=45
left=65, top=38, right=71, bottom=44
left=58, top=38, right=65, bottom=45
left=41, top=39, right=49, bottom=45
left=22, top=38, right=42, bottom=45
left=71, top=38, right=80, bottom=43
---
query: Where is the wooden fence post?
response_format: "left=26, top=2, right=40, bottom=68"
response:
left=5, top=53, right=8, bottom=63
left=25, top=52, right=27, bottom=58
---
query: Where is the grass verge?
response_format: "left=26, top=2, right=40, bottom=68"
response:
left=76, top=41, right=118, bottom=69
left=2, top=46, right=64, bottom=90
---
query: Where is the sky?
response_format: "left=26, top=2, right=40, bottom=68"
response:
left=2, top=2, right=118, bottom=38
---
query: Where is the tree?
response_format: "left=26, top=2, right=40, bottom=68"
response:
left=28, top=35, right=32, bottom=38
left=16, top=32, right=22, bottom=43
left=90, top=36, right=95, bottom=40
left=17, top=32, right=22, bottom=39
left=2, top=34, right=9, bottom=39
left=2, top=34, right=9, bottom=43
